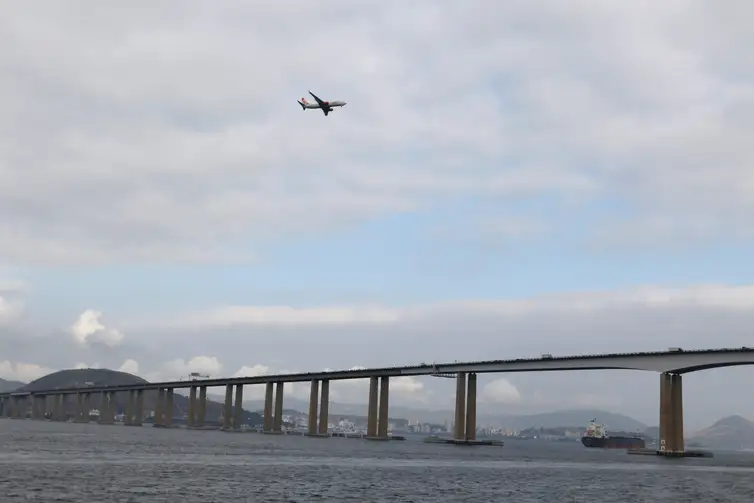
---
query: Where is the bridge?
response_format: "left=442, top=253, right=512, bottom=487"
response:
left=1, top=347, right=753, bottom=455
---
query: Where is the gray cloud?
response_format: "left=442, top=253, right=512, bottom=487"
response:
left=1, top=1, right=753, bottom=433
left=1, top=1, right=753, bottom=265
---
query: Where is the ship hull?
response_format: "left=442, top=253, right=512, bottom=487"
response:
left=582, top=436, right=645, bottom=449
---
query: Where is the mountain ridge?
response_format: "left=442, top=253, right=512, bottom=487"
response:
left=0, top=377, right=25, bottom=392
left=688, top=414, right=754, bottom=450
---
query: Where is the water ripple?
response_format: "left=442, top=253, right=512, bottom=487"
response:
left=1, top=420, right=753, bottom=502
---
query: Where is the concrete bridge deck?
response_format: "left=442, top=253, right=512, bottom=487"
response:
left=2, top=346, right=752, bottom=397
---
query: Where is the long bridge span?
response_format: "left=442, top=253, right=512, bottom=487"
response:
left=2, top=347, right=753, bottom=455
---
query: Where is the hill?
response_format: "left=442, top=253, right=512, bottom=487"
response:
left=237, top=396, right=646, bottom=431
left=495, top=409, right=648, bottom=432
left=688, top=415, right=754, bottom=450
left=0, top=377, right=24, bottom=392
left=20, top=368, right=263, bottom=425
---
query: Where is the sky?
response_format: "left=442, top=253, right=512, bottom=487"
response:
left=0, top=0, right=753, bottom=431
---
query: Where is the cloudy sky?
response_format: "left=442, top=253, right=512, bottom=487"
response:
left=1, top=0, right=753, bottom=431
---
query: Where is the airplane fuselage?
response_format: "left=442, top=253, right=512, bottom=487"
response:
left=298, top=91, right=347, bottom=116
left=300, top=100, right=346, bottom=110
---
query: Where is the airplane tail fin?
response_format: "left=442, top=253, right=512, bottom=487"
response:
left=298, top=97, right=309, bottom=110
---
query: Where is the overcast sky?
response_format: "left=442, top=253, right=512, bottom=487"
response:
left=1, top=1, right=753, bottom=431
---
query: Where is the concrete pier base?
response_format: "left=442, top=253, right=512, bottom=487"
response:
left=424, top=436, right=503, bottom=447
left=628, top=448, right=713, bottom=458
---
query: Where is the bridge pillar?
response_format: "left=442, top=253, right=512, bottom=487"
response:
left=103, top=392, right=115, bottom=424
left=222, top=384, right=233, bottom=430
left=54, top=395, right=65, bottom=421
left=658, top=372, right=684, bottom=454
left=366, top=376, right=390, bottom=440
left=453, top=372, right=478, bottom=442
left=465, top=373, right=477, bottom=442
left=233, top=384, right=244, bottom=430
left=13, top=395, right=23, bottom=418
left=64, top=394, right=72, bottom=421
left=319, top=379, right=330, bottom=435
left=188, top=386, right=197, bottom=427
left=366, top=376, right=378, bottom=437
left=124, top=390, right=135, bottom=425
left=306, top=379, right=330, bottom=437
left=134, top=390, right=144, bottom=426
left=165, top=388, right=174, bottom=426
left=98, top=391, right=112, bottom=424
left=263, top=382, right=274, bottom=432
left=197, top=386, right=207, bottom=428
left=671, top=374, right=684, bottom=453
left=273, top=382, right=284, bottom=432
left=32, top=394, right=46, bottom=420
left=74, top=393, right=87, bottom=423
left=109, top=392, right=117, bottom=423
left=307, top=379, right=320, bottom=436
left=154, top=388, right=165, bottom=426
left=453, top=372, right=467, bottom=440
left=377, top=376, right=390, bottom=438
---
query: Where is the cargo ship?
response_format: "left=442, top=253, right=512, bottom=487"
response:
left=581, top=419, right=645, bottom=449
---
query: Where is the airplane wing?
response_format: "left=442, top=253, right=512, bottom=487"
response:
left=322, top=109, right=329, bottom=116
left=308, top=90, right=326, bottom=106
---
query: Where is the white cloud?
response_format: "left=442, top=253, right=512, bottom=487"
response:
left=147, top=284, right=754, bottom=331
left=69, top=310, right=124, bottom=347
left=158, top=356, right=223, bottom=381
left=233, top=364, right=270, bottom=378
left=74, top=362, right=101, bottom=370
left=481, top=378, right=522, bottom=405
left=118, top=359, right=139, bottom=375
left=178, top=305, right=399, bottom=328
left=0, top=361, right=53, bottom=383
left=0, top=2, right=752, bottom=265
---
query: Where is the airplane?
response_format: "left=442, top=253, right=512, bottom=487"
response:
left=297, top=90, right=346, bottom=116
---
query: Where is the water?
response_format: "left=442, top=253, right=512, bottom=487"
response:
left=1, top=420, right=754, bottom=502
